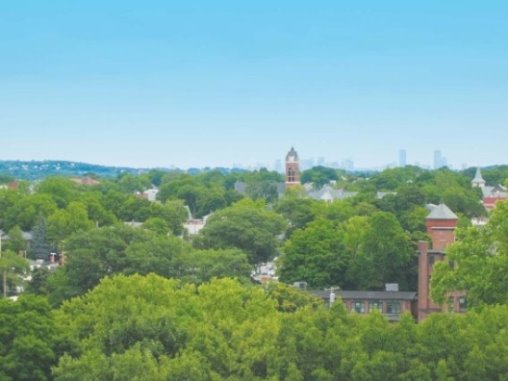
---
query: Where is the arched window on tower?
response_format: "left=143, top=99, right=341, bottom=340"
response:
left=287, top=168, right=295, bottom=182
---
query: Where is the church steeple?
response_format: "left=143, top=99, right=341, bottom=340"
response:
left=472, top=167, right=486, bottom=188
left=285, top=147, right=300, bottom=187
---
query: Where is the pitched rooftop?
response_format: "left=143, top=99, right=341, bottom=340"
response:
left=426, top=203, right=458, bottom=220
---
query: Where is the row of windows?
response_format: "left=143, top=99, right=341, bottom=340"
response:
left=352, top=300, right=401, bottom=314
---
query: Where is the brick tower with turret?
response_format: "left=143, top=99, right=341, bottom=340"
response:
left=285, top=147, right=301, bottom=188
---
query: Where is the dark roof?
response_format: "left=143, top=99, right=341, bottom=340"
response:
left=311, top=290, right=417, bottom=301
left=285, top=147, right=299, bottom=161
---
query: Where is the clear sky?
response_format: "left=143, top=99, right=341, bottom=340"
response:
left=1, top=1, right=507, bottom=169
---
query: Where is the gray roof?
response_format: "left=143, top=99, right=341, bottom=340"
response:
left=307, top=185, right=357, bottom=201
left=311, top=290, right=417, bottom=301
left=276, top=183, right=286, bottom=197
left=0, top=230, right=33, bottom=240
left=426, top=203, right=458, bottom=220
left=481, top=184, right=508, bottom=198
left=234, top=181, right=247, bottom=194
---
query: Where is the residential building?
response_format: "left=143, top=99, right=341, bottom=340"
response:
left=313, top=285, right=416, bottom=322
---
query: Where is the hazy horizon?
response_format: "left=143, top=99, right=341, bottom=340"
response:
left=2, top=1, right=507, bottom=169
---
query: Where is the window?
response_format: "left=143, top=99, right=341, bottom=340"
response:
left=353, top=301, right=365, bottom=313
left=369, top=300, right=383, bottom=313
left=386, top=301, right=400, bottom=314
left=447, top=296, right=455, bottom=312
left=459, top=297, right=467, bottom=312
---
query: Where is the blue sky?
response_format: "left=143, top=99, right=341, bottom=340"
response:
left=1, top=1, right=507, bottom=169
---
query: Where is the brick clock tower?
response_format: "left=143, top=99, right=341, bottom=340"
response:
left=417, top=204, right=463, bottom=321
left=285, top=147, right=301, bottom=188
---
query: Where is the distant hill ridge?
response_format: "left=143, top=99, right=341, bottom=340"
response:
left=0, top=160, right=247, bottom=180
left=0, top=160, right=151, bottom=180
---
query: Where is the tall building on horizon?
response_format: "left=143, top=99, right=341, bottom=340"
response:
left=433, top=150, right=447, bottom=169
left=399, top=149, right=407, bottom=167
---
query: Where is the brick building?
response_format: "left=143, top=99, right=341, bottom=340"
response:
left=417, top=203, right=466, bottom=321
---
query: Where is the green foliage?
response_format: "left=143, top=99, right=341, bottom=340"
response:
left=53, top=275, right=281, bottom=380
left=3, top=193, right=58, bottom=231
left=47, top=202, right=94, bottom=244
left=36, top=177, right=79, bottom=208
left=280, top=211, right=415, bottom=290
left=29, top=215, right=54, bottom=260
left=301, top=166, right=338, bottom=187
left=0, top=295, right=57, bottom=380
left=432, top=201, right=508, bottom=306
left=149, top=199, right=188, bottom=235
left=50, top=275, right=508, bottom=381
left=158, top=173, right=228, bottom=218
left=279, top=219, right=346, bottom=288
left=5, top=225, right=27, bottom=254
left=195, top=199, right=287, bottom=264
left=275, top=190, right=321, bottom=235
left=0, top=250, right=29, bottom=297
left=48, top=226, right=251, bottom=305
left=245, top=180, right=280, bottom=203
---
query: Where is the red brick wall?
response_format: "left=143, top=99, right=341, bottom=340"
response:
left=426, top=219, right=457, bottom=251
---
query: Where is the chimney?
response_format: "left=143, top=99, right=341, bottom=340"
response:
left=417, top=240, right=430, bottom=321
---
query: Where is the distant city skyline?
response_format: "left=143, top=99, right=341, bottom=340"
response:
left=1, top=1, right=508, bottom=169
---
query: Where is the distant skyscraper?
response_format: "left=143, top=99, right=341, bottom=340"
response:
left=273, top=159, right=283, bottom=173
left=341, top=159, right=354, bottom=172
left=399, top=150, right=407, bottom=167
left=433, top=150, right=447, bottom=169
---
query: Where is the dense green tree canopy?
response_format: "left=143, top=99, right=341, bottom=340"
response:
left=279, top=211, right=415, bottom=290
left=0, top=296, right=58, bottom=381
left=301, top=166, right=338, bottom=187
left=49, top=274, right=508, bottom=381
left=195, top=199, right=287, bottom=264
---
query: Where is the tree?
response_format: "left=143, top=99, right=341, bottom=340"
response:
left=275, top=190, right=320, bottom=235
left=195, top=199, right=286, bottom=264
left=346, top=212, right=414, bottom=290
left=0, top=295, right=58, bottom=380
left=279, top=219, right=347, bottom=288
left=29, top=215, right=54, bottom=260
left=53, top=275, right=281, bottom=380
left=47, top=201, right=94, bottom=244
left=150, top=200, right=188, bottom=235
left=0, top=249, right=28, bottom=298
left=5, top=225, right=27, bottom=254
left=301, top=166, right=338, bottom=187
left=245, top=180, right=280, bottom=203
left=143, top=217, right=171, bottom=235
left=36, top=176, right=78, bottom=208
left=52, top=225, right=153, bottom=300
left=3, top=193, right=58, bottom=231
